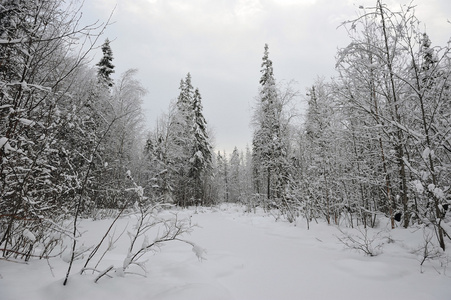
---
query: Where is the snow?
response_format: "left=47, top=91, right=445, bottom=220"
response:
left=0, top=38, right=29, bottom=44
left=191, top=243, right=207, bottom=261
left=423, top=147, right=431, bottom=160
left=0, top=137, right=8, bottom=148
left=0, top=204, right=450, bottom=300
left=0, top=137, right=16, bottom=153
left=412, top=179, right=424, bottom=194
left=433, top=187, right=445, bottom=200
left=429, top=184, right=436, bottom=192
left=22, top=229, right=36, bottom=242
left=18, top=118, right=35, bottom=126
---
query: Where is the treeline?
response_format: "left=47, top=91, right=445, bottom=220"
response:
left=224, top=1, right=450, bottom=251
left=0, top=0, right=217, bottom=260
left=0, top=0, right=147, bottom=258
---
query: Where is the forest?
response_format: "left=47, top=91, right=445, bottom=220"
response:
left=1, top=0, right=450, bottom=290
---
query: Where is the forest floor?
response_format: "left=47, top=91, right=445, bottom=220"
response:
left=1, top=204, right=450, bottom=300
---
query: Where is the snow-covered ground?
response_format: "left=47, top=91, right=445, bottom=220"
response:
left=1, top=204, right=450, bottom=300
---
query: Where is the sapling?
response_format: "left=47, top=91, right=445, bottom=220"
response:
left=413, top=227, right=448, bottom=274
left=91, top=170, right=204, bottom=282
left=81, top=203, right=129, bottom=274
left=336, top=226, right=386, bottom=256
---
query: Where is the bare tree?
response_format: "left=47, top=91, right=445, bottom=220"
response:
left=0, top=0, right=110, bottom=259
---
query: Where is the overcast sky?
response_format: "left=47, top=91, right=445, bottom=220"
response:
left=82, top=0, right=450, bottom=154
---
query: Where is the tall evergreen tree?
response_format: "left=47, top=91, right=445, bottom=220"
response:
left=229, top=147, right=241, bottom=202
left=96, top=38, right=115, bottom=87
left=214, top=151, right=229, bottom=202
left=164, top=73, right=212, bottom=206
left=252, top=44, right=288, bottom=205
left=189, top=88, right=213, bottom=204
left=170, top=74, right=194, bottom=206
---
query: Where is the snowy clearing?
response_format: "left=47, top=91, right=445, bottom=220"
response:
left=1, top=204, right=450, bottom=300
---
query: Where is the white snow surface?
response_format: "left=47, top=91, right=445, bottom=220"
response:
left=1, top=204, right=450, bottom=300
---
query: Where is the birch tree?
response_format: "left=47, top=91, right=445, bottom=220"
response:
left=335, top=0, right=450, bottom=248
left=0, top=0, right=109, bottom=257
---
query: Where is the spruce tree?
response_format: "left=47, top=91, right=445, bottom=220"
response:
left=229, top=147, right=241, bottom=202
left=213, top=151, right=229, bottom=202
left=96, top=38, right=115, bottom=87
left=252, top=44, right=288, bottom=204
left=189, top=88, right=213, bottom=204
left=168, top=73, right=212, bottom=206
left=171, top=74, right=194, bottom=206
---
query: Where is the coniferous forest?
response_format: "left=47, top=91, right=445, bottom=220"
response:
left=1, top=0, right=450, bottom=294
